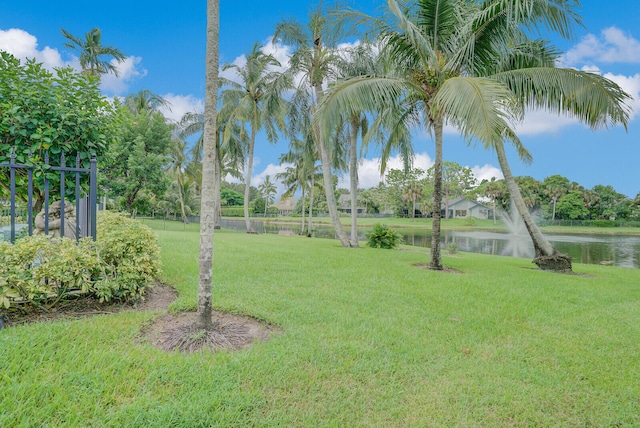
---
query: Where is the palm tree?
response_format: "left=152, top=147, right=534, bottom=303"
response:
left=179, top=110, right=245, bottom=228
left=125, top=90, right=171, bottom=115
left=402, top=180, right=424, bottom=222
left=219, top=43, right=290, bottom=233
left=197, top=0, right=220, bottom=331
left=258, top=175, right=277, bottom=217
left=482, top=178, right=507, bottom=225
left=275, top=3, right=355, bottom=247
left=321, top=0, right=630, bottom=271
left=167, top=138, right=190, bottom=223
left=60, top=27, right=125, bottom=77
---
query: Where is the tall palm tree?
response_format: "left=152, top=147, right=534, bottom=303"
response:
left=219, top=43, right=290, bottom=233
left=61, top=27, right=125, bottom=77
left=258, top=175, right=277, bottom=216
left=125, top=89, right=171, bottom=115
left=167, top=138, right=190, bottom=223
left=321, top=0, right=629, bottom=271
left=197, top=0, right=219, bottom=331
left=275, top=3, right=355, bottom=247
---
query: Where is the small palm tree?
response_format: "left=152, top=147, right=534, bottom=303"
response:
left=258, top=175, right=277, bottom=217
left=61, top=27, right=125, bottom=77
left=125, top=90, right=171, bottom=115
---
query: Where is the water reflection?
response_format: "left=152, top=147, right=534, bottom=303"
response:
left=220, top=219, right=640, bottom=268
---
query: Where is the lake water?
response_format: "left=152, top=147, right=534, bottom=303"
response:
left=222, top=219, right=640, bottom=269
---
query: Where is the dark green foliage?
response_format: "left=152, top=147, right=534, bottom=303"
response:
left=366, top=223, right=403, bottom=249
left=0, top=52, right=116, bottom=205
left=100, top=108, right=173, bottom=215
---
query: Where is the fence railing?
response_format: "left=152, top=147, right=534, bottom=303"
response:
left=0, top=149, right=97, bottom=243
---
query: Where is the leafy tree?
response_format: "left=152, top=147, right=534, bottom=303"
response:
left=591, top=184, right=629, bottom=220
left=555, top=191, right=589, bottom=220
left=219, top=187, right=244, bottom=206
left=0, top=52, right=115, bottom=210
left=60, top=27, right=125, bottom=77
left=100, top=109, right=172, bottom=215
left=219, top=43, right=290, bottom=233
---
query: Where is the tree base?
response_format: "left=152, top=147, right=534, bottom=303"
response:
left=533, top=253, right=573, bottom=273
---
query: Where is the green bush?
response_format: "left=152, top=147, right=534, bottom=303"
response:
left=366, top=223, right=403, bottom=249
left=464, top=216, right=477, bottom=226
left=221, top=206, right=245, bottom=217
left=94, top=211, right=162, bottom=303
left=0, top=212, right=161, bottom=310
left=0, top=235, right=100, bottom=309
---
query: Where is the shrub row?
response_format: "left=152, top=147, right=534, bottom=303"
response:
left=0, top=211, right=161, bottom=310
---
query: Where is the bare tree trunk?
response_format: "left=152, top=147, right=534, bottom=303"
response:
left=429, top=116, right=444, bottom=270
left=243, top=128, right=256, bottom=233
left=312, top=84, right=351, bottom=247
left=495, top=141, right=572, bottom=272
left=214, top=136, right=222, bottom=229
left=300, top=186, right=306, bottom=235
left=307, top=175, right=315, bottom=237
left=198, top=0, right=220, bottom=330
left=349, top=117, right=359, bottom=247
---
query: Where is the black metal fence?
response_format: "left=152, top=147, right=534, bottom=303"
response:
left=0, top=149, right=97, bottom=243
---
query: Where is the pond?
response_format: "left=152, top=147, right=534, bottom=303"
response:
left=221, top=219, right=640, bottom=269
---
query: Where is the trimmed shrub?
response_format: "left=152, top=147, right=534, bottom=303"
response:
left=94, top=211, right=162, bottom=303
left=0, top=212, right=161, bottom=310
left=367, top=223, right=403, bottom=249
left=0, top=235, right=100, bottom=309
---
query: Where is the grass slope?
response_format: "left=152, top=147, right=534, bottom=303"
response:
left=1, top=223, right=639, bottom=427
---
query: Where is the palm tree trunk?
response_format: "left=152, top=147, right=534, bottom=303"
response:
left=495, top=141, right=572, bottom=272
left=244, top=128, right=256, bottom=233
left=198, top=0, right=219, bottom=330
left=300, top=186, right=306, bottom=235
left=349, top=117, right=359, bottom=247
left=213, top=136, right=222, bottom=229
left=429, top=116, right=444, bottom=270
left=307, top=175, right=315, bottom=237
left=312, top=84, right=351, bottom=247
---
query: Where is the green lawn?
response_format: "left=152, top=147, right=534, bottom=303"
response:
left=1, top=222, right=639, bottom=426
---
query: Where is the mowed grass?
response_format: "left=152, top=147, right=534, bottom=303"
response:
left=1, top=221, right=640, bottom=427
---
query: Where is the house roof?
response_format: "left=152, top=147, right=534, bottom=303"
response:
left=443, top=197, right=489, bottom=210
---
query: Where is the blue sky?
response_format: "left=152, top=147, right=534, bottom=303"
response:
left=1, top=1, right=639, bottom=198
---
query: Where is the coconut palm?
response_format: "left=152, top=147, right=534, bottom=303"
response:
left=321, top=0, right=629, bottom=271
left=275, top=3, right=355, bottom=247
left=61, top=27, right=125, bottom=77
left=219, top=43, right=290, bottom=233
left=258, top=175, right=277, bottom=216
left=125, top=90, right=171, bottom=115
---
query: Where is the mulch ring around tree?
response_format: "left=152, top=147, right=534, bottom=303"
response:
left=2, top=281, right=279, bottom=353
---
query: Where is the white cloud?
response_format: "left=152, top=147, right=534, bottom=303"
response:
left=471, top=164, right=503, bottom=183
left=100, top=56, right=147, bottom=95
left=158, top=93, right=204, bottom=123
left=562, top=27, right=640, bottom=66
left=603, top=72, right=640, bottom=121
left=337, top=152, right=434, bottom=189
left=0, top=28, right=65, bottom=69
left=252, top=163, right=290, bottom=197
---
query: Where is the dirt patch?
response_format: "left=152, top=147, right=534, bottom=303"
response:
left=413, top=263, right=463, bottom=274
left=1, top=281, right=178, bottom=327
left=1, top=282, right=278, bottom=354
left=140, top=311, right=280, bottom=352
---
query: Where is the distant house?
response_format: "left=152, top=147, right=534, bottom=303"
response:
left=273, top=196, right=296, bottom=216
left=442, top=197, right=491, bottom=220
left=337, top=193, right=365, bottom=214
